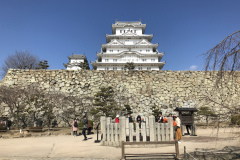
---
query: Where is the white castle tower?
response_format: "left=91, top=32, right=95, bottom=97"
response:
left=63, top=54, right=87, bottom=70
left=91, top=20, right=165, bottom=70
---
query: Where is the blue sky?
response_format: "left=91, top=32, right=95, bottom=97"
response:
left=0, top=0, right=240, bottom=76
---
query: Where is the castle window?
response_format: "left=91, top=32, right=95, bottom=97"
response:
left=151, top=59, right=155, bottom=62
left=105, top=67, right=109, bottom=70
left=147, top=67, right=151, bottom=70
left=120, top=30, right=122, bottom=33
left=142, top=59, right=147, bottom=62
left=113, top=59, right=117, bottom=62
left=138, top=67, right=142, bottom=70
left=105, top=59, right=109, bottom=62
left=113, top=67, right=117, bottom=70
left=110, top=50, right=113, bottom=52
left=146, top=50, right=150, bottom=52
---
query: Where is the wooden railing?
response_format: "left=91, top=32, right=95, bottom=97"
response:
left=100, top=116, right=173, bottom=146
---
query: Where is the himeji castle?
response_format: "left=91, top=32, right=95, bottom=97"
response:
left=91, top=20, right=166, bottom=70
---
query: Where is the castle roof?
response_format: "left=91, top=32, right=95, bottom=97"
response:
left=112, top=20, right=146, bottom=34
left=68, top=54, right=86, bottom=60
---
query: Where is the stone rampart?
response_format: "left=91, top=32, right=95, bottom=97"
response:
left=1, top=69, right=240, bottom=121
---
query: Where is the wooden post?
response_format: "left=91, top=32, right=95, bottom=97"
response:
left=165, top=122, right=170, bottom=141
left=126, top=118, right=129, bottom=136
left=129, top=123, right=133, bottom=142
left=121, top=141, right=125, bottom=159
left=157, top=123, right=161, bottom=141
left=146, top=117, right=149, bottom=137
left=136, top=123, right=139, bottom=142
left=161, top=123, right=165, bottom=141
left=114, top=123, right=120, bottom=146
left=107, top=117, right=111, bottom=125
left=192, top=124, right=197, bottom=136
left=175, top=139, right=179, bottom=159
left=107, top=124, right=110, bottom=144
left=100, top=116, right=106, bottom=144
left=142, top=122, right=146, bottom=142
left=120, top=116, right=126, bottom=143
left=168, top=117, right=173, bottom=140
left=107, top=117, right=111, bottom=144
left=184, top=146, right=187, bottom=159
left=149, top=115, right=155, bottom=141
left=110, top=123, right=114, bottom=144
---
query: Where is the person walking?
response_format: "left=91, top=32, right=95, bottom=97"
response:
left=72, top=118, right=78, bottom=137
left=82, top=116, right=88, bottom=140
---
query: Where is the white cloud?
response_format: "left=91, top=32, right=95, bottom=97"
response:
left=189, top=65, right=198, bottom=70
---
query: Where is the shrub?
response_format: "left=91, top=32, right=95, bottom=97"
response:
left=231, top=114, right=240, bottom=125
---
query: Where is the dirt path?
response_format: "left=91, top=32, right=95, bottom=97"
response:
left=0, top=127, right=239, bottom=160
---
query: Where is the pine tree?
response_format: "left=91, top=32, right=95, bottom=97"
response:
left=122, top=105, right=133, bottom=116
left=78, top=60, right=90, bottom=70
left=90, top=86, right=120, bottom=119
left=124, top=62, right=135, bottom=70
left=36, top=60, right=49, bottom=69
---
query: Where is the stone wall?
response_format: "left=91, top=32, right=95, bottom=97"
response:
left=1, top=69, right=240, bottom=123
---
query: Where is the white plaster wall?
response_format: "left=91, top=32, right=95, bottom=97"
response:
left=102, top=55, right=158, bottom=63
left=116, top=28, right=142, bottom=35
left=70, top=59, right=84, bottom=63
left=106, top=47, right=154, bottom=54
left=96, top=66, right=159, bottom=70
left=106, top=48, right=129, bottom=54
left=66, top=66, right=82, bottom=70
left=131, top=48, right=153, bottom=53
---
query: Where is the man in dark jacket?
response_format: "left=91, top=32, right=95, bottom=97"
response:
left=128, top=114, right=133, bottom=123
left=82, top=116, right=88, bottom=140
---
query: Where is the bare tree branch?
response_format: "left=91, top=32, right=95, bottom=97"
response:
left=1, top=50, right=39, bottom=77
left=203, top=30, right=240, bottom=73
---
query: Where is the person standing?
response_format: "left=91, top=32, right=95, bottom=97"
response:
left=158, top=112, right=168, bottom=123
left=175, top=116, right=182, bottom=143
left=115, top=115, right=120, bottom=123
left=128, top=114, right=133, bottom=123
left=136, top=115, right=142, bottom=135
left=82, top=116, right=88, bottom=140
left=173, top=116, right=178, bottom=140
left=72, top=118, right=78, bottom=137
left=136, top=115, right=141, bottom=128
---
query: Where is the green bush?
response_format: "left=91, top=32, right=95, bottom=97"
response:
left=231, top=114, right=240, bottom=125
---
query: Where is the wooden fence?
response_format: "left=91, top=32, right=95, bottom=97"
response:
left=100, top=115, right=173, bottom=146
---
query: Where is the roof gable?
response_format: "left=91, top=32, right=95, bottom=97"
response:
left=136, top=39, right=151, bottom=45
left=107, top=39, right=123, bottom=45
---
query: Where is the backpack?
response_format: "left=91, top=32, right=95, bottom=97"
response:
left=74, top=121, right=78, bottom=127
